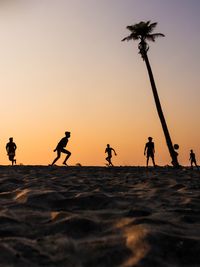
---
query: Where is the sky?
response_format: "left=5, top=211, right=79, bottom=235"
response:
left=0, top=0, right=199, bottom=166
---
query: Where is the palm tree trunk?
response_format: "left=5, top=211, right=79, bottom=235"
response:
left=143, top=52, right=179, bottom=167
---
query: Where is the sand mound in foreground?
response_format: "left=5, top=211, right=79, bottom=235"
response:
left=0, top=166, right=199, bottom=266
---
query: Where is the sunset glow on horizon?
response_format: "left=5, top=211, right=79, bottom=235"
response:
left=0, top=0, right=200, bottom=166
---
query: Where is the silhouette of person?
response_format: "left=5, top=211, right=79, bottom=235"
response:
left=189, top=149, right=198, bottom=169
left=172, top=144, right=179, bottom=167
left=105, top=144, right=117, bottom=166
left=6, top=137, right=17, bottom=165
left=144, top=137, right=156, bottom=167
left=51, top=131, right=71, bottom=166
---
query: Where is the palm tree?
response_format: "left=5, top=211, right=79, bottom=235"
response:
left=122, top=21, right=179, bottom=167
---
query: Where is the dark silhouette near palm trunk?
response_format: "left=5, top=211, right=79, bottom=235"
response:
left=122, top=21, right=180, bottom=167
left=189, top=149, right=199, bottom=170
left=144, top=137, right=156, bottom=167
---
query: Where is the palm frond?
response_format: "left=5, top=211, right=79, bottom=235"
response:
left=121, top=37, right=128, bottom=42
left=148, top=22, right=157, bottom=33
left=122, top=21, right=164, bottom=50
left=146, top=33, right=165, bottom=42
left=126, top=25, right=135, bottom=32
left=121, top=33, right=140, bottom=42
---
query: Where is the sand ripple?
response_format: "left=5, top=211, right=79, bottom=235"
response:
left=0, top=166, right=199, bottom=266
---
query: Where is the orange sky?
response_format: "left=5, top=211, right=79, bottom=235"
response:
left=0, top=0, right=200, bottom=166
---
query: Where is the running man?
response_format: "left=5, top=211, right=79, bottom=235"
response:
left=105, top=144, right=117, bottom=166
left=6, top=137, right=17, bottom=165
left=144, top=137, right=156, bottom=167
left=189, top=149, right=199, bottom=169
left=51, top=131, right=71, bottom=166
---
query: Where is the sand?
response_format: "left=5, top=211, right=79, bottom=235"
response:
left=0, top=165, right=199, bottom=267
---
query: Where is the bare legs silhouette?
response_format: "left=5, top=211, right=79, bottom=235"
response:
left=189, top=149, right=199, bottom=170
left=51, top=132, right=71, bottom=166
left=144, top=137, right=156, bottom=167
left=6, top=137, right=17, bottom=165
left=52, top=149, right=71, bottom=166
left=105, top=144, right=117, bottom=166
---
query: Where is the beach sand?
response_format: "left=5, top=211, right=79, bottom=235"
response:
left=0, top=165, right=199, bottom=267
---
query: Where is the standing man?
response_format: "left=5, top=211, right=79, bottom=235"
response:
left=51, top=131, right=71, bottom=166
left=189, top=149, right=199, bottom=169
left=6, top=137, right=17, bottom=165
left=105, top=144, right=117, bottom=166
left=144, top=137, right=156, bottom=167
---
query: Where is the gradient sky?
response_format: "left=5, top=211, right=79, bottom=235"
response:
left=0, top=0, right=199, bottom=166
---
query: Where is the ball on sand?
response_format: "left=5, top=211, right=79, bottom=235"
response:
left=174, top=144, right=179, bottom=150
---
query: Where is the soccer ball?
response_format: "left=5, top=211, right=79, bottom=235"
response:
left=174, top=144, right=179, bottom=150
